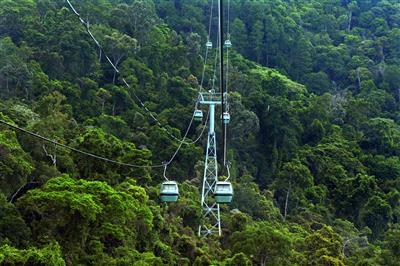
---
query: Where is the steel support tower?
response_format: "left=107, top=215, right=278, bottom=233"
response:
left=198, top=92, right=222, bottom=236
left=198, top=0, right=227, bottom=237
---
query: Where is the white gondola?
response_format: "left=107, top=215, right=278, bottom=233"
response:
left=194, top=109, right=204, bottom=122
left=160, top=181, right=179, bottom=202
left=206, top=41, right=213, bottom=49
left=224, top=39, right=232, bottom=48
left=214, top=181, right=233, bottom=203
left=222, top=112, right=230, bottom=124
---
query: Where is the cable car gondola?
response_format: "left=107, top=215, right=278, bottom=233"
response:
left=214, top=181, right=233, bottom=203
left=222, top=112, right=230, bottom=124
left=194, top=109, right=204, bottom=122
left=206, top=41, right=213, bottom=49
left=224, top=39, right=232, bottom=48
left=160, top=181, right=179, bottom=202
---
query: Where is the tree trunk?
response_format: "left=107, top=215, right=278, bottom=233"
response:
left=112, top=56, right=122, bottom=84
left=271, top=138, right=278, bottom=174
left=261, top=255, right=268, bottom=266
left=6, top=78, right=9, bottom=96
left=24, top=86, right=29, bottom=100
left=347, top=11, right=352, bottom=31
left=342, top=239, right=349, bottom=256
left=379, top=45, right=385, bottom=62
left=263, top=22, right=269, bottom=67
left=284, top=181, right=291, bottom=221
left=113, top=70, right=117, bottom=84
left=43, top=145, right=57, bottom=166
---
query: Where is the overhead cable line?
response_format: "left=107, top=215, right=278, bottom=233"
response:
left=187, top=0, right=223, bottom=145
left=223, top=0, right=231, bottom=166
left=200, top=0, right=214, bottom=90
left=0, top=115, right=198, bottom=169
left=1, top=1, right=218, bottom=173
left=218, top=0, right=227, bottom=166
left=182, top=0, right=216, bottom=145
left=66, top=0, right=200, bottom=145
left=225, top=0, right=231, bottom=98
left=0, top=119, right=164, bottom=168
left=189, top=109, right=210, bottom=145
left=211, top=31, right=220, bottom=91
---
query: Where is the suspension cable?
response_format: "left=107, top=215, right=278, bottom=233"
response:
left=184, top=0, right=220, bottom=145
left=0, top=1, right=230, bottom=203
left=225, top=161, right=231, bottom=181
left=218, top=0, right=227, bottom=167
left=62, top=0, right=223, bottom=173
left=226, top=0, right=231, bottom=98
left=0, top=114, right=198, bottom=170
left=211, top=32, right=220, bottom=91
left=207, top=0, right=214, bottom=39
left=66, top=0, right=199, bottom=145
left=189, top=109, right=210, bottom=144
left=223, top=0, right=231, bottom=167
left=227, top=0, right=230, bottom=36
left=0, top=119, right=162, bottom=168
left=162, top=163, right=169, bottom=181
left=200, top=0, right=215, bottom=90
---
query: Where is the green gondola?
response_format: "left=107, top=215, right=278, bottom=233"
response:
left=222, top=112, right=230, bottom=124
left=160, top=181, right=179, bottom=202
left=214, top=181, right=233, bottom=203
left=194, top=109, right=204, bottom=122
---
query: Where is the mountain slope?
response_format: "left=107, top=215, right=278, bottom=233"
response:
left=0, top=0, right=399, bottom=265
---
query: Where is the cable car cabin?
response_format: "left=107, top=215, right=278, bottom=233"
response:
left=214, top=181, right=233, bottom=203
left=206, top=41, right=213, bottom=49
left=160, top=181, right=179, bottom=202
left=194, top=110, right=204, bottom=122
left=222, top=112, right=230, bottom=124
left=224, top=39, right=232, bottom=48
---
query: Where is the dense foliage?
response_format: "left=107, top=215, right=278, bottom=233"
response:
left=0, top=0, right=399, bottom=265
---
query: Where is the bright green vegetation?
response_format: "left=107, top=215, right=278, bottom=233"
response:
left=0, top=0, right=399, bottom=265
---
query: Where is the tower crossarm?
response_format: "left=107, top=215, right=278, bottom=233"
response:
left=198, top=92, right=228, bottom=105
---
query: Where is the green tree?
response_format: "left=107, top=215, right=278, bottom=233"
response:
left=0, top=37, right=29, bottom=98
left=231, top=175, right=281, bottom=221
left=16, top=175, right=154, bottom=265
left=92, top=25, right=138, bottom=83
left=0, top=113, right=34, bottom=196
left=72, top=128, right=151, bottom=184
left=360, top=195, right=392, bottom=239
left=230, top=222, right=293, bottom=266
left=0, top=242, right=65, bottom=266
left=380, top=224, right=400, bottom=266
left=0, top=193, right=31, bottom=247
left=304, top=225, right=345, bottom=266
left=274, top=159, right=313, bottom=219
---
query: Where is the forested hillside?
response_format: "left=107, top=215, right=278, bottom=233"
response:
left=0, top=0, right=399, bottom=265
